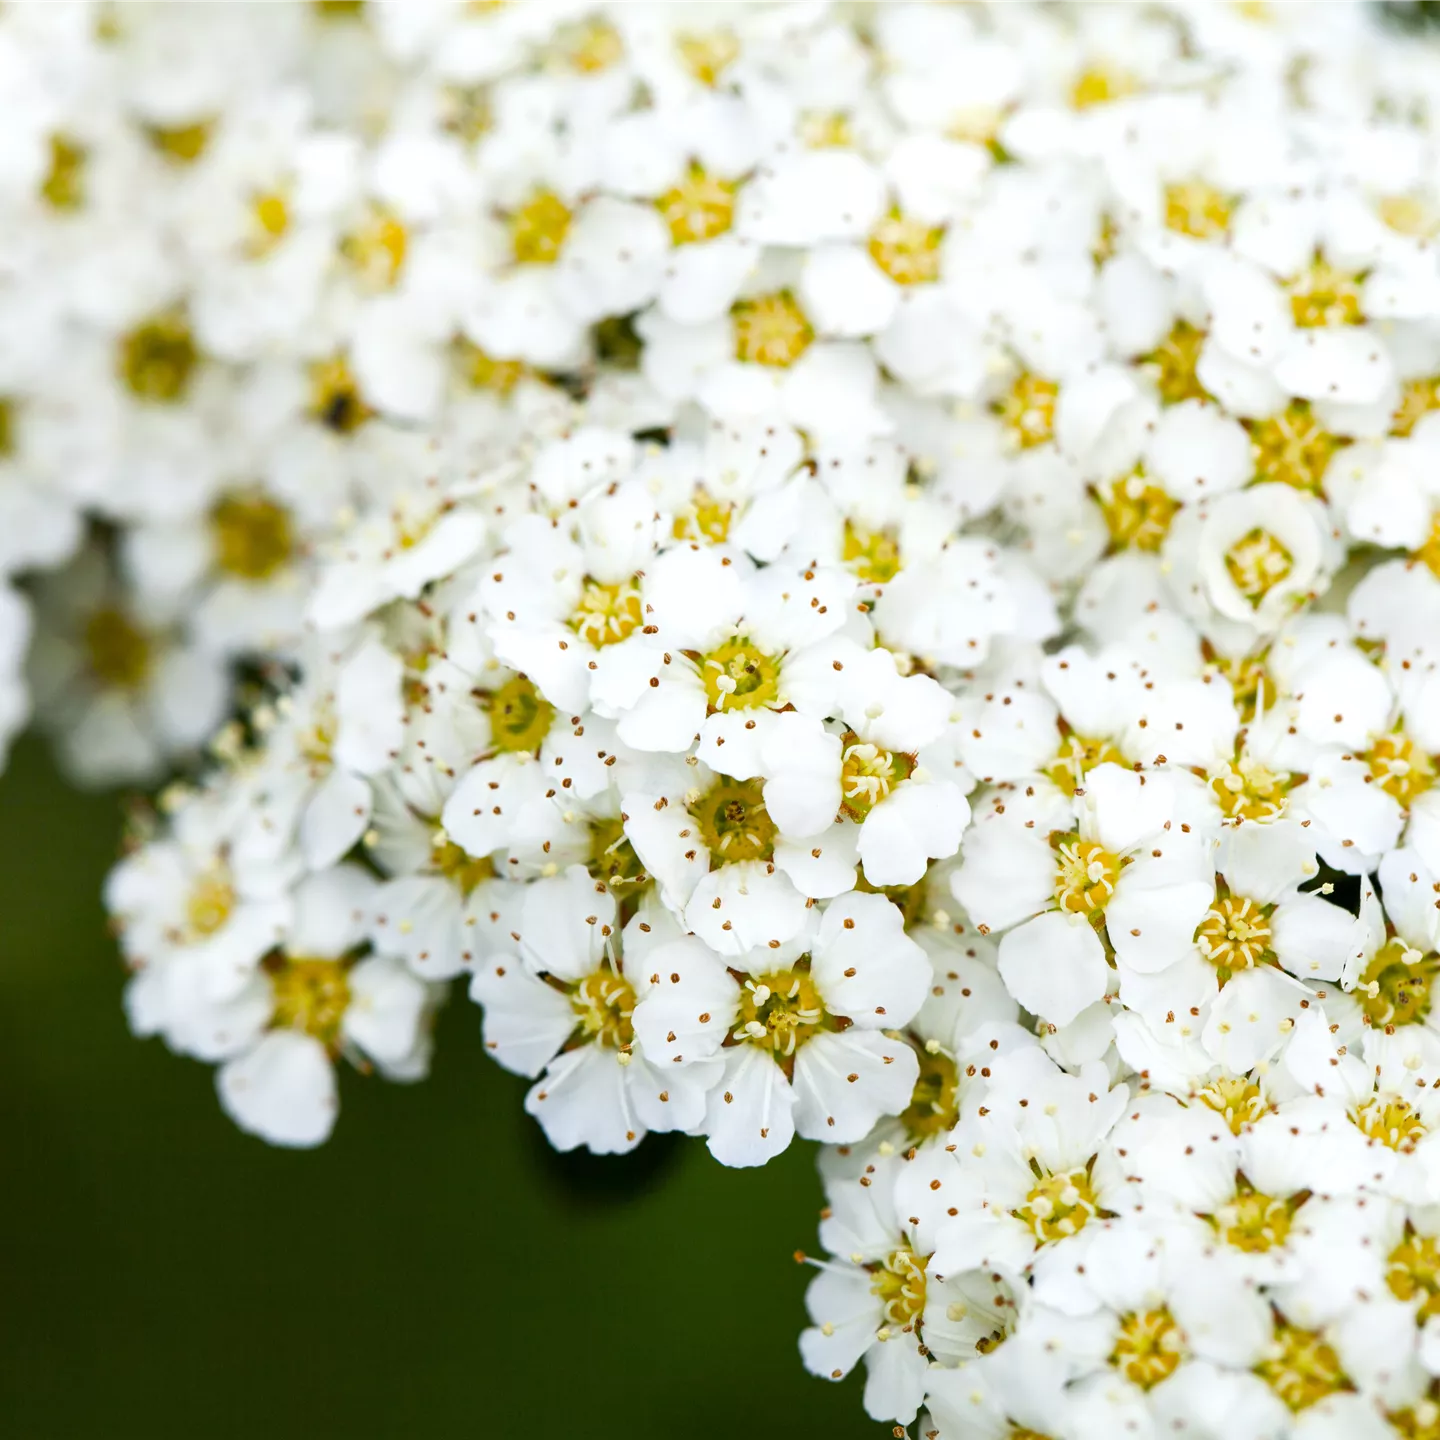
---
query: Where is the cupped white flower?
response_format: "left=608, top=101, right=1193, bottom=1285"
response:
left=471, top=867, right=715, bottom=1155
left=632, top=890, right=926, bottom=1166
left=214, top=865, right=435, bottom=1148
left=1168, top=482, right=1338, bottom=640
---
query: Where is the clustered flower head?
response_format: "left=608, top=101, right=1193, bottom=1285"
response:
left=5, top=1, right=1440, bottom=1435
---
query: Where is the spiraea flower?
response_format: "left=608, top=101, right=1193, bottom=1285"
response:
left=19, top=3, right=1435, bottom=1435
left=632, top=890, right=927, bottom=1166
left=471, top=865, right=719, bottom=1155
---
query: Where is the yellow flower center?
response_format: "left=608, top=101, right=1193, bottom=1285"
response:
left=1196, top=891, right=1275, bottom=983
left=995, top=372, right=1059, bottom=450
left=1143, top=319, right=1209, bottom=406
left=841, top=521, right=902, bottom=584
left=1044, top=732, right=1127, bottom=798
left=587, top=816, right=653, bottom=904
left=1208, top=1176, right=1303, bottom=1253
left=671, top=485, right=736, bottom=545
left=1094, top=470, right=1179, bottom=552
left=839, top=737, right=914, bottom=820
left=40, top=134, right=86, bottom=210
left=454, top=338, right=530, bottom=395
left=568, top=578, right=643, bottom=649
left=657, top=163, right=737, bottom=246
left=798, top=110, right=853, bottom=149
left=1208, top=650, right=1277, bottom=724
left=946, top=105, right=1008, bottom=151
left=118, top=311, right=199, bottom=404
left=1288, top=255, right=1365, bottom=329
left=1052, top=834, right=1124, bottom=920
left=430, top=835, right=496, bottom=897
left=211, top=494, right=295, bottom=581
left=688, top=775, right=777, bottom=864
left=1255, top=1318, right=1352, bottom=1413
left=900, top=1046, right=960, bottom=1141
left=1247, top=403, right=1344, bottom=495
left=1420, top=511, right=1440, bottom=582
left=269, top=955, right=352, bottom=1051
left=1070, top=64, right=1137, bottom=109
left=1388, top=1399, right=1440, bottom=1440
left=1354, top=1095, right=1428, bottom=1153
left=509, top=189, right=573, bottom=266
left=1366, top=730, right=1436, bottom=809
left=676, top=29, right=739, bottom=86
left=733, top=964, right=828, bottom=1057
left=568, top=967, right=637, bottom=1050
left=1357, top=939, right=1437, bottom=1029
left=84, top=607, right=152, bottom=691
left=1111, top=1308, right=1185, bottom=1390
left=248, top=189, right=290, bottom=257
left=0, top=398, right=14, bottom=459
left=868, top=210, right=944, bottom=285
left=1165, top=180, right=1233, bottom=240
left=733, top=291, right=813, bottom=368
left=1223, top=528, right=1294, bottom=604
left=440, top=84, right=492, bottom=146
left=1388, top=1227, right=1440, bottom=1322
left=1392, top=376, right=1440, bottom=437
left=299, top=705, right=336, bottom=768
left=871, top=1246, right=929, bottom=1332
left=485, top=674, right=555, bottom=755
left=1197, top=1075, right=1268, bottom=1135
left=341, top=205, right=408, bottom=289
left=1091, top=212, right=1120, bottom=265
left=308, top=354, right=373, bottom=434
left=698, top=636, right=782, bottom=712
left=145, top=118, right=214, bottom=165
left=185, top=869, right=237, bottom=939
left=556, top=17, right=623, bottom=72
left=1015, top=1163, right=1101, bottom=1243
left=1208, top=754, right=1292, bottom=822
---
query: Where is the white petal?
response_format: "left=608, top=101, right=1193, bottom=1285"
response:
left=629, top=937, right=736, bottom=1065
left=799, top=244, right=897, bottom=337
left=300, top=768, right=372, bottom=870
left=997, top=911, right=1109, bottom=1027
left=858, top=781, right=968, bottom=887
left=217, top=1031, right=337, bottom=1149
left=525, top=1044, right=642, bottom=1155
left=684, top=861, right=809, bottom=957
left=792, top=1029, right=919, bottom=1142
left=704, top=1045, right=796, bottom=1167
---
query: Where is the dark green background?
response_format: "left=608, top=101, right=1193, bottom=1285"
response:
left=1, top=738, right=878, bottom=1439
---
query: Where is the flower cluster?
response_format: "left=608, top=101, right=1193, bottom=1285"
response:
left=2, top=1, right=1436, bottom=1436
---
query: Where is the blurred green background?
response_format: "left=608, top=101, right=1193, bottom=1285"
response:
left=1, top=738, right=877, bottom=1439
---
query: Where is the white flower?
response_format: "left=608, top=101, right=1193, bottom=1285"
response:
left=26, top=542, right=229, bottom=788
left=307, top=468, right=488, bottom=632
left=1166, top=482, right=1341, bottom=644
left=479, top=473, right=659, bottom=714
left=632, top=890, right=926, bottom=1166
left=799, top=1148, right=1022, bottom=1425
left=592, top=545, right=857, bottom=758
left=216, top=865, right=435, bottom=1148
left=954, top=763, right=1212, bottom=1028
left=899, top=1043, right=1130, bottom=1279
left=469, top=866, right=716, bottom=1155
left=758, top=648, right=970, bottom=890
